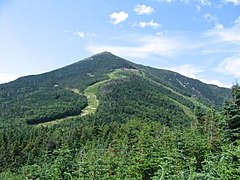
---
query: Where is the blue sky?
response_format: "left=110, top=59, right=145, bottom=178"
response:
left=0, top=0, right=240, bottom=87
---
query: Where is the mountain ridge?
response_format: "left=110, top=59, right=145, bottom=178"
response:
left=0, top=52, right=231, bottom=126
left=1, top=51, right=230, bottom=89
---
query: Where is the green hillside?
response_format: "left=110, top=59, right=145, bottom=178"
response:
left=0, top=52, right=239, bottom=179
left=97, top=71, right=191, bottom=125
left=0, top=52, right=230, bottom=127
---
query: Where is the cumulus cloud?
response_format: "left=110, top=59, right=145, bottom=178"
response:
left=110, top=11, right=128, bottom=25
left=218, top=55, right=240, bottom=77
left=139, top=20, right=161, bottom=29
left=224, top=0, right=240, bottom=5
left=134, top=4, right=155, bottom=15
left=0, top=73, right=18, bottom=84
left=205, top=16, right=240, bottom=44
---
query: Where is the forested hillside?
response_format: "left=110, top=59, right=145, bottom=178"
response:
left=140, top=65, right=230, bottom=107
left=0, top=52, right=239, bottom=179
left=0, top=52, right=230, bottom=127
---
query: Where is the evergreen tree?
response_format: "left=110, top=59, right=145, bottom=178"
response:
left=224, top=83, right=240, bottom=141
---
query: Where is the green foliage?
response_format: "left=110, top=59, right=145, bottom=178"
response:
left=1, top=114, right=239, bottom=179
left=0, top=87, right=87, bottom=126
left=0, top=52, right=230, bottom=126
left=98, top=74, right=191, bottom=126
left=224, top=84, right=240, bottom=141
left=0, top=52, right=236, bottom=179
left=141, top=65, right=231, bottom=107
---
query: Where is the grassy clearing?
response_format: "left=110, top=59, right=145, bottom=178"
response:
left=37, top=69, right=125, bottom=126
left=81, top=69, right=125, bottom=116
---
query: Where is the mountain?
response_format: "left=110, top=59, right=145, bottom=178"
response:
left=1, top=52, right=239, bottom=179
left=0, top=52, right=230, bottom=127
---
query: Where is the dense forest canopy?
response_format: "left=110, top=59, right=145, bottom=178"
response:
left=0, top=52, right=239, bottom=179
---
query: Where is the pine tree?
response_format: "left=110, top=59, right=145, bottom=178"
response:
left=224, top=83, right=240, bottom=141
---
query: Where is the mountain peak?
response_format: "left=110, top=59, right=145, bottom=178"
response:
left=98, top=51, right=112, bottom=55
left=82, top=52, right=118, bottom=62
left=91, top=51, right=113, bottom=57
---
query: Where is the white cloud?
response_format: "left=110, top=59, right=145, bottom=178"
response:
left=74, top=31, right=85, bottom=38
left=110, top=11, right=128, bottom=25
left=0, top=73, right=18, bottom=84
left=139, top=20, right=161, bottom=29
left=234, top=16, right=240, bottom=26
left=218, top=55, right=240, bottom=77
left=134, top=4, right=155, bottom=15
left=73, top=31, right=96, bottom=38
left=224, top=0, right=240, bottom=5
left=198, top=0, right=211, bottom=6
left=206, top=16, right=240, bottom=44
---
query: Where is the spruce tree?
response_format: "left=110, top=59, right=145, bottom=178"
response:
left=224, top=83, right=240, bottom=141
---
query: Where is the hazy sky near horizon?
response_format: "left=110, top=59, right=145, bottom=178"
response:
left=0, top=0, right=240, bottom=87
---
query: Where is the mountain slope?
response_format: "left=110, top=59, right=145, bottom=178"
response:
left=141, top=65, right=230, bottom=107
left=97, top=72, right=191, bottom=125
left=0, top=52, right=231, bottom=127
